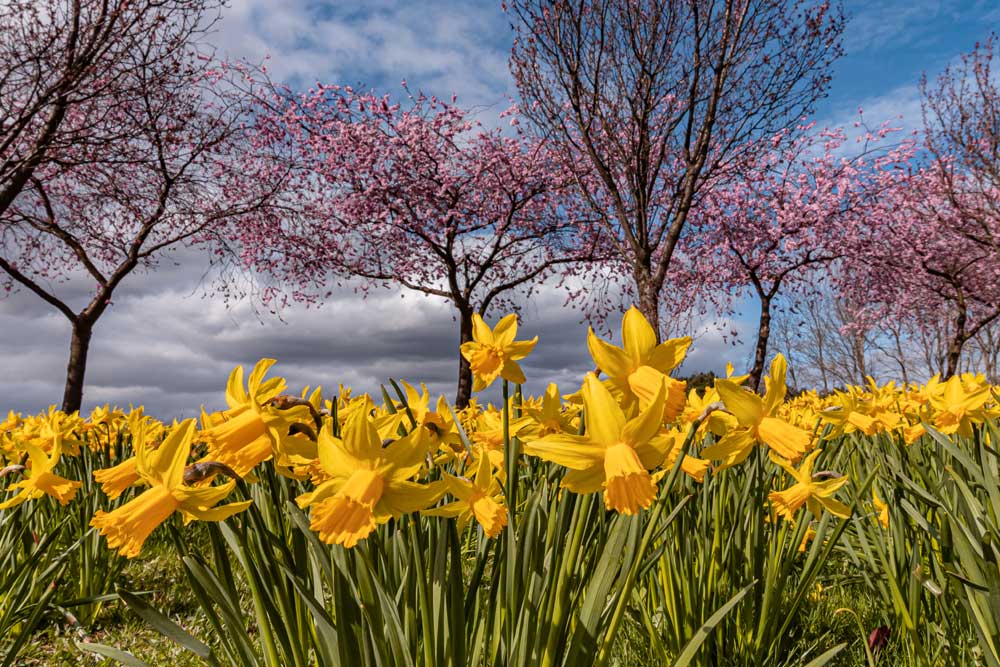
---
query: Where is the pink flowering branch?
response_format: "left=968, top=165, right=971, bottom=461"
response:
left=239, top=80, right=602, bottom=406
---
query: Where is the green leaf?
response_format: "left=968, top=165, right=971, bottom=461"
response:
left=74, top=641, right=152, bottom=667
left=118, top=588, right=212, bottom=658
left=671, top=581, right=755, bottom=667
left=802, top=643, right=848, bottom=667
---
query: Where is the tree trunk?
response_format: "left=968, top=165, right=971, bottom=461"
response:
left=62, top=319, right=93, bottom=414
left=944, top=305, right=968, bottom=379
left=855, top=332, right=868, bottom=383
left=455, top=307, right=474, bottom=409
left=635, top=270, right=662, bottom=343
left=891, top=327, right=910, bottom=386
left=945, top=335, right=964, bottom=379
left=749, top=296, right=772, bottom=391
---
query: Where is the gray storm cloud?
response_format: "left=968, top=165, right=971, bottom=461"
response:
left=0, top=245, right=745, bottom=418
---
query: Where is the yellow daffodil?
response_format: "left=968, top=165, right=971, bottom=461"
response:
left=902, top=423, right=927, bottom=444
left=931, top=375, right=991, bottom=438
left=819, top=392, right=877, bottom=437
left=93, top=417, right=155, bottom=499
left=798, top=527, right=817, bottom=553
left=460, top=313, right=537, bottom=390
left=768, top=449, right=850, bottom=521
left=468, top=406, right=532, bottom=469
left=94, top=458, right=139, bottom=500
left=199, top=359, right=315, bottom=477
left=296, top=412, right=445, bottom=548
left=91, top=420, right=251, bottom=558
left=398, top=381, right=464, bottom=455
left=85, top=405, right=127, bottom=436
left=524, top=373, right=670, bottom=515
left=584, top=307, right=690, bottom=419
left=423, top=453, right=508, bottom=537
left=519, top=383, right=578, bottom=439
left=0, top=438, right=80, bottom=509
left=16, top=409, right=85, bottom=456
left=700, top=355, right=810, bottom=468
left=678, top=385, right=736, bottom=437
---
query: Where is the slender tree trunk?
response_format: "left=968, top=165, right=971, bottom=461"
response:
left=945, top=338, right=963, bottom=379
left=853, top=330, right=869, bottom=383
left=891, top=327, right=910, bottom=386
left=62, top=318, right=93, bottom=413
left=635, top=269, right=662, bottom=343
left=942, top=328, right=965, bottom=380
left=749, top=295, right=772, bottom=391
left=945, top=304, right=968, bottom=379
left=455, top=306, right=474, bottom=409
left=981, top=327, right=999, bottom=383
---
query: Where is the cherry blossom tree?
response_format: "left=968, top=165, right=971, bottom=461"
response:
left=686, top=123, right=915, bottom=388
left=920, top=33, right=1000, bottom=253
left=242, top=85, right=598, bottom=406
left=847, top=163, right=1000, bottom=379
left=507, top=0, right=846, bottom=337
left=0, top=3, right=293, bottom=412
left=0, top=0, right=221, bottom=218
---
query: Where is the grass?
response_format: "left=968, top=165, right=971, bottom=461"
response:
left=18, top=530, right=221, bottom=667
left=605, top=572, right=899, bottom=667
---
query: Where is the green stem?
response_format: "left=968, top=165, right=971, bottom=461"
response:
left=503, top=380, right=517, bottom=522
left=594, top=423, right=702, bottom=667
left=751, top=447, right=766, bottom=656
left=238, top=527, right=283, bottom=667
left=541, top=494, right=591, bottom=667
left=410, top=519, right=436, bottom=667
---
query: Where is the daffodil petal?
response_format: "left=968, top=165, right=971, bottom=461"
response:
left=523, top=433, right=605, bottom=470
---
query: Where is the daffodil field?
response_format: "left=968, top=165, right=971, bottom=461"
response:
left=2, top=308, right=999, bottom=667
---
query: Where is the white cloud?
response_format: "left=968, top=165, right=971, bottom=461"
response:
left=213, top=0, right=513, bottom=109
left=843, top=0, right=943, bottom=54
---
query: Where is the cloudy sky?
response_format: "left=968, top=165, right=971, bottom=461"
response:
left=2, top=0, right=997, bottom=417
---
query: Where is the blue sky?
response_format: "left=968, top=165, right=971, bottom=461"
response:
left=3, top=0, right=996, bottom=416
left=819, top=1, right=999, bottom=128
left=213, top=0, right=999, bottom=123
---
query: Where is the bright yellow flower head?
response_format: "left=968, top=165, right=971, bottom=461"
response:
left=423, top=453, right=508, bottom=537
left=468, top=406, right=533, bottom=469
left=460, top=313, right=537, bottom=391
left=523, top=373, right=672, bottom=515
left=85, top=405, right=127, bottom=434
left=93, top=456, right=139, bottom=500
left=91, top=420, right=251, bottom=558
left=296, top=412, right=445, bottom=548
left=17, top=409, right=85, bottom=457
left=0, top=437, right=80, bottom=509
left=657, top=428, right=711, bottom=483
left=397, top=381, right=464, bottom=455
left=700, top=354, right=811, bottom=469
left=679, top=386, right=736, bottom=437
left=93, top=415, right=156, bottom=499
left=520, top=383, right=578, bottom=440
left=767, top=449, right=850, bottom=521
left=819, top=391, right=877, bottom=438
left=199, top=359, right=315, bottom=477
left=585, top=306, right=690, bottom=417
left=931, top=375, right=991, bottom=438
